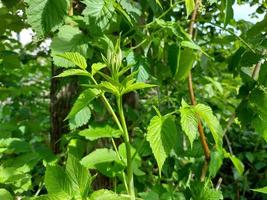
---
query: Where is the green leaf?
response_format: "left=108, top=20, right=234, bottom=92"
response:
left=181, top=41, right=201, bottom=50
left=97, top=81, right=120, bottom=96
left=185, top=0, right=195, bottom=17
left=33, top=194, right=71, bottom=200
left=25, top=0, right=69, bottom=36
left=56, top=52, right=87, bottom=70
left=251, top=186, right=267, bottom=194
left=229, top=155, right=244, bottom=175
left=194, top=104, right=223, bottom=148
left=91, top=63, right=106, bottom=76
left=55, top=69, right=91, bottom=78
left=224, top=151, right=244, bottom=175
left=69, top=107, right=91, bottom=130
left=90, top=189, right=130, bottom=200
left=81, top=148, right=119, bottom=169
left=147, top=114, right=178, bottom=175
left=82, top=0, right=116, bottom=30
left=44, top=165, right=72, bottom=197
left=67, top=89, right=100, bottom=119
left=122, top=82, right=157, bottom=94
left=223, top=0, right=234, bottom=26
left=191, top=182, right=223, bottom=200
left=51, top=25, right=91, bottom=67
left=209, top=150, right=223, bottom=178
left=259, top=63, right=267, bottom=86
left=0, top=188, right=13, bottom=200
left=247, top=16, right=267, bottom=37
left=114, top=1, right=133, bottom=26
left=0, top=138, right=31, bottom=154
left=66, top=154, right=91, bottom=198
left=118, top=0, right=141, bottom=21
left=79, top=124, right=122, bottom=141
left=180, top=100, right=199, bottom=147
left=1, top=0, right=19, bottom=8
left=176, top=48, right=196, bottom=80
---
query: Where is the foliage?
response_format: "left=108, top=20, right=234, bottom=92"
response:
left=0, top=0, right=266, bottom=199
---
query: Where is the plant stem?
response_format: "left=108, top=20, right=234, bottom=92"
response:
left=117, top=96, right=135, bottom=200
left=90, top=76, right=130, bottom=191
left=187, top=0, right=211, bottom=179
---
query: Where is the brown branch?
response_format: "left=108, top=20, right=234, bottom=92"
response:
left=187, top=0, right=211, bottom=163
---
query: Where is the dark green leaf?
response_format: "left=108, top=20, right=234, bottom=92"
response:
left=25, top=0, right=69, bottom=36
left=176, top=48, right=196, bottom=80
left=223, top=0, right=234, bottom=26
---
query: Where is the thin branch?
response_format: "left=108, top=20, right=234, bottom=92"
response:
left=187, top=0, right=211, bottom=163
left=216, top=177, right=223, bottom=190
left=252, top=49, right=266, bottom=80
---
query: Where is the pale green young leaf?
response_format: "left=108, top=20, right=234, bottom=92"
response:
left=56, top=52, right=87, bottom=70
left=181, top=41, right=201, bottom=50
left=97, top=81, right=120, bottom=96
left=0, top=188, right=12, bottom=200
left=185, top=0, right=195, bottom=17
left=251, top=186, right=267, bottom=194
left=91, top=63, right=106, bottom=76
left=69, top=107, right=91, bottom=130
left=181, top=41, right=212, bottom=58
left=79, top=124, right=122, bottom=141
left=66, top=154, right=91, bottom=198
left=25, top=0, right=68, bottom=36
left=147, top=115, right=178, bottom=175
left=224, top=151, right=244, bottom=175
left=229, top=155, right=244, bottom=175
left=122, top=82, right=157, bottom=94
left=81, top=148, right=119, bottom=169
left=67, top=89, right=100, bottom=119
left=180, top=102, right=198, bottom=147
left=55, top=69, right=91, bottom=78
left=194, top=104, right=223, bottom=148
left=90, top=189, right=130, bottom=200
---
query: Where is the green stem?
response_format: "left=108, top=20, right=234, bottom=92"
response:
left=90, top=76, right=130, bottom=192
left=117, top=96, right=135, bottom=200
